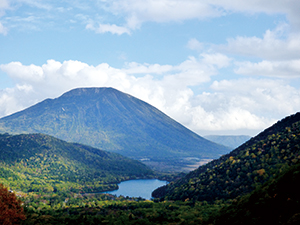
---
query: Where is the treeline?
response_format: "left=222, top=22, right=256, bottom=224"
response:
left=11, top=161, right=300, bottom=224
left=213, top=162, right=300, bottom=225
left=2, top=113, right=300, bottom=224
left=153, top=113, right=300, bottom=202
left=21, top=194, right=224, bottom=225
left=0, top=133, right=154, bottom=194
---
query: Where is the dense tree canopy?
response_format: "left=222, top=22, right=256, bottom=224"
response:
left=0, top=184, right=26, bottom=225
left=153, top=112, right=300, bottom=202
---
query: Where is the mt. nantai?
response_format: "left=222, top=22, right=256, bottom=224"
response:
left=0, top=87, right=229, bottom=171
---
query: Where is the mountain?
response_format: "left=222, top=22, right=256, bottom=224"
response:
left=152, top=112, right=300, bottom=201
left=213, top=162, right=300, bottom=225
left=0, top=133, right=153, bottom=193
left=0, top=87, right=230, bottom=171
left=204, top=135, right=251, bottom=149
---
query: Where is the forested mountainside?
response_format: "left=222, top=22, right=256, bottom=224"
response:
left=152, top=112, right=300, bottom=202
left=2, top=113, right=300, bottom=225
left=204, top=135, right=251, bottom=149
left=0, top=87, right=230, bottom=171
left=213, top=162, right=300, bottom=225
left=0, top=133, right=153, bottom=194
left=20, top=162, right=300, bottom=225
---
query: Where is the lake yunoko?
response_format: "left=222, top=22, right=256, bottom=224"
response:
left=103, top=179, right=167, bottom=200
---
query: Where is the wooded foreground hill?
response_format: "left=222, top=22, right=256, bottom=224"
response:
left=153, top=112, right=300, bottom=202
left=1, top=112, right=300, bottom=224
left=213, top=162, right=300, bottom=225
left=0, top=133, right=153, bottom=194
left=20, top=161, right=300, bottom=225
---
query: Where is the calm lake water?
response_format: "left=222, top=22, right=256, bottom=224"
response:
left=103, top=179, right=167, bottom=200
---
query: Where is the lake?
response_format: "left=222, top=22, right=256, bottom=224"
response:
left=103, top=179, right=167, bottom=200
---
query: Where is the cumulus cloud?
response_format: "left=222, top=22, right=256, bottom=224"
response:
left=1, top=62, right=44, bottom=81
left=234, top=59, right=300, bottom=78
left=184, top=78, right=300, bottom=134
left=208, top=23, right=300, bottom=78
left=219, top=24, right=300, bottom=60
left=1, top=57, right=299, bottom=135
left=209, top=79, right=300, bottom=117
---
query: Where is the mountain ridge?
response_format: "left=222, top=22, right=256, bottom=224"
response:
left=0, top=87, right=230, bottom=171
left=0, top=132, right=153, bottom=194
left=152, top=112, right=300, bottom=201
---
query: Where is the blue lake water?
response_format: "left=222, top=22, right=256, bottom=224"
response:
left=103, top=179, right=167, bottom=200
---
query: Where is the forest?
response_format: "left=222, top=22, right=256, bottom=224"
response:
left=153, top=112, right=300, bottom=202
left=1, top=161, right=300, bottom=224
left=1, top=112, right=300, bottom=224
left=0, top=133, right=154, bottom=195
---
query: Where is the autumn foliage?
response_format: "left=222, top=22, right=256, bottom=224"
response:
left=0, top=184, right=26, bottom=225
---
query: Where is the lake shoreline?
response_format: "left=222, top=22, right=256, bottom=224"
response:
left=99, top=179, right=168, bottom=200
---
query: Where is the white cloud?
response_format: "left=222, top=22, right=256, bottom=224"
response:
left=123, top=62, right=173, bottom=74
left=182, top=78, right=300, bottom=134
left=102, top=0, right=300, bottom=32
left=234, top=59, right=300, bottom=78
left=0, top=62, right=44, bottom=81
left=200, top=53, right=232, bottom=69
left=16, top=0, right=53, bottom=10
left=0, top=84, right=34, bottom=116
left=211, top=0, right=300, bottom=30
left=109, top=0, right=221, bottom=26
left=219, top=24, right=300, bottom=60
left=0, top=0, right=8, bottom=34
left=2, top=0, right=300, bottom=35
left=0, top=21, right=7, bottom=34
left=0, top=0, right=9, bottom=11
left=187, top=38, right=203, bottom=51
left=210, top=23, right=300, bottom=78
left=209, top=78, right=300, bottom=118
left=86, top=0, right=221, bottom=33
left=1, top=58, right=299, bottom=136
left=124, top=54, right=231, bottom=87
left=86, top=22, right=130, bottom=35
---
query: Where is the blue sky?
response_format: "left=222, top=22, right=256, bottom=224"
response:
left=0, top=0, right=300, bottom=136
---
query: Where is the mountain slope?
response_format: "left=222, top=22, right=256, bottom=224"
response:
left=0, top=133, right=153, bottom=193
left=0, top=87, right=230, bottom=171
left=152, top=112, right=300, bottom=201
left=213, top=162, right=300, bottom=225
left=204, top=135, right=251, bottom=149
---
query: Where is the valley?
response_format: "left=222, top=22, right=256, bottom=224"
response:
left=0, top=88, right=300, bottom=224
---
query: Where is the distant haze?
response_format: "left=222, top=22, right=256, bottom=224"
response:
left=204, top=135, right=251, bottom=149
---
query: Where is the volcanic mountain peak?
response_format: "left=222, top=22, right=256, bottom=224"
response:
left=0, top=87, right=230, bottom=171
